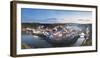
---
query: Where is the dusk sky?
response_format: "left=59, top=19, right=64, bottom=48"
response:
left=21, top=8, right=92, bottom=23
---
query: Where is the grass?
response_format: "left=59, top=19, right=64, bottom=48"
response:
left=81, top=39, right=92, bottom=46
left=21, top=43, right=31, bottom=49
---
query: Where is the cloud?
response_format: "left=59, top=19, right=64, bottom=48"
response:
left=25, top=18, right=92, bottom=24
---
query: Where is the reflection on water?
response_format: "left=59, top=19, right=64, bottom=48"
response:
left=21, top=34, right=83, bottom=49
left=21, top=34, right=52, bottom=48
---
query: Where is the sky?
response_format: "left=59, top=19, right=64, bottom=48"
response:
left=21, top=8, right=92, bottom=23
